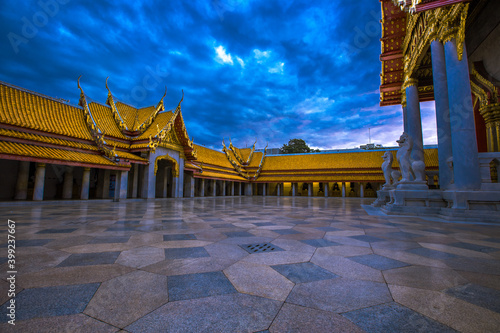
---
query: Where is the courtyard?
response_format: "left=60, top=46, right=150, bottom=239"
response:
left=0, top=197, right=499, bottom=332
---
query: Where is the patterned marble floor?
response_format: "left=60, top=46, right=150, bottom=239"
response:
left=1, top=197, right=500, bottom=332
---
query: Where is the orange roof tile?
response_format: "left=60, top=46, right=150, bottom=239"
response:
left=89, top=102, right=128, bottom=140
left=0, top=83, right=93, bottom=140
left=115, top=101, right=138, bottom=130
left=0, top=141, right=118, bottom=166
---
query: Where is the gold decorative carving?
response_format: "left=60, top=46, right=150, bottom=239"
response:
left=105, top=77, right=128, bottom=131
left=222, top=139, right=249, bottom=179
left=253, top=143, right=268, bottom=180
left=246, top=140, right=257, bottom=165
left=154, top=154, right=179, bottom=177
left=137, top=88, right=166, bottom=134
left=398, top=3, right=470, bottom=105
left=78, top=76, right=117, bottom=162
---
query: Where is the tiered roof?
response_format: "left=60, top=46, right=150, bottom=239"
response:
left=254, top=148, right=438, bottom=183
left=0, top=78, right=196, bottom=170
left=1, top=79, right=439, bottom=183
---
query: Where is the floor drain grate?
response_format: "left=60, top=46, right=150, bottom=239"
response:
left=240, top=243, right=284, bottom=254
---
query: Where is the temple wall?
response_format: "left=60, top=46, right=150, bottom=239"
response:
left=0, top=160, right=19, bottom=200
left=467, top=0, right=500, bottom=80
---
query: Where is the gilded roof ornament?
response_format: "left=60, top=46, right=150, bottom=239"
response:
left=228, top=138, right=245, bottom=165
left=105, top=77, right=128, bottom=131
left=254, top=142, right=268, bottom=180
left=246, top=140, right=257, bottom=165
left=137, top=87, right=167, bottom=134
left=77, top=76, right=117, bottom=162
left=222, top=139, right=249, bottom=179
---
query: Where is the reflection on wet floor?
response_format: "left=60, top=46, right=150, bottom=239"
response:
left=0, top=197, right=499, bottom=332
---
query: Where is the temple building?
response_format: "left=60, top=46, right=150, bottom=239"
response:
left=0, top=78, right=440, bottom=202
left=377, top=0, right=500, bottom=220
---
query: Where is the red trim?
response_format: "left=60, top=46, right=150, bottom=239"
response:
left=193, top=174, right=248, bottom=182
left=0, top=135, right=99, bottom=154
left=0, top=123, right=95, bottom=145
left=416, top=0, right=470, bottom=12
left=0, top=153, right=130, bottom=170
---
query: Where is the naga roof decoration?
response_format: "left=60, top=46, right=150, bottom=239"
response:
left=172, top=93, right=197, bottom=160
left=137, top=87, right=166, bottom=134
left=77, top=76, right=118, bottom=162
left=222, top=139, right=250, bottom=179
left=105, top=77, right=128, bottom=132
left=229, top=138, right=246, bottom=165
left=253, top=143, right=267, bottom=180
left=143, top=90, right=196, bottom=160
left=246, top=140, right=257, bottom=165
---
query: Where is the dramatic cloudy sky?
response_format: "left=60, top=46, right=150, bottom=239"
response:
left=0, top=0, right=437, bottom=150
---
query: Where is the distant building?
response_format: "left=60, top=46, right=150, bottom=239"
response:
left=0, top=80, right=441, bottom=201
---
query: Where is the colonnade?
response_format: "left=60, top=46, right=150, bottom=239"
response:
left=190, top=181, right=380, bottom=198
left=13, top=161, right=129, bottom=201
left=404, top=37, right=481, bottom=191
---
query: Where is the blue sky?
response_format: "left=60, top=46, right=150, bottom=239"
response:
left=0, top=0, right=437, bottom=150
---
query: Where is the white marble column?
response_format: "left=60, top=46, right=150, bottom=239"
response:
left=324, top=183, right=329, bottom=197
left=200, top=178, right=205, bottom=197
left=341, top=182, right=346, bottom=198
left=308, top=183, right=313, bottom=197
left=33, top=163, right=46, bottom=201
left=119, top=170, right=128, bottom=199
left=188, top=174, right=195, bottom=197
left=360, top=182, right=364, bottom=198
left=177, top=159, right=185, bottom=198
left=14, top=161, right=30, bottom=200
left=222, top=181, right=226, bottom=196
left=172, top=177, right=179, bottom=198
left=141, top=163, right=156, bottom=199
left=276, top=183, right=281, bottom=196
left=96, top=169, right=110, bottom=199
left=131, top=164, right=139, bottom=198
left=211, top=179, right=217, bottom=196
left=402, top=106, right=409, bottom=133
left=231, top=182, right=235, bottom=196
left=292, top=183, right=297, bottom=196
left=406, top=80, right=425, bottom=164
left=444, top=38, right=481, bottom=190
left=163, top=166, right=169, bottom=198
left=431, top=39, right=453, bottom=189
left=245, top=183, right=252, bottom=196
left=80, top=167, right=91, bottom=200
left=62, top=166, right=73, bottom=199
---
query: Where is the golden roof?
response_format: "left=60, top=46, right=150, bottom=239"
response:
left=0, top=141, right=121, bottom=167
left=0, top=83, right=93, bottom=140
left=116, top=101, right=138, bottom=130
left=133, top=111, right=173, bottom=141
left=0, top=128, right=98, bottom=151
left=196, top=170, right=247, bottom=181
left=261, top=149, right=438, bottom=171
left=89, top=102, right=129, bottom=140
left=194, top=144, right=235, bottom=169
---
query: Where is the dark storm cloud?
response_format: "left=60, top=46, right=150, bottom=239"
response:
left=0, top=0, right=436, bottom=150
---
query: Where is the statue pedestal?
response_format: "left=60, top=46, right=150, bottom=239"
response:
left=382, top=189, right=446, bottom=216
left=371, top=189, right=392, bottom=207
left=396, top=181, right=428, bottom=191
left=440, top=189, right=500, bottom=222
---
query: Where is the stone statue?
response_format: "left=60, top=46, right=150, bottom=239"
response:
left=382, top=151, right=394, bottom=188
left=396, top=132, right=413, bottom=182
left=391, top=170, right=402, bottom=186
left=396, top=132, right=426, bottom=184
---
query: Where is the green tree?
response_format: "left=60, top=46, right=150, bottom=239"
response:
left=280, top=138, right=319, bottom=154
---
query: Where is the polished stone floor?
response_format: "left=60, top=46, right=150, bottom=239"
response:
left=1, top=197, right=500, bottom=332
